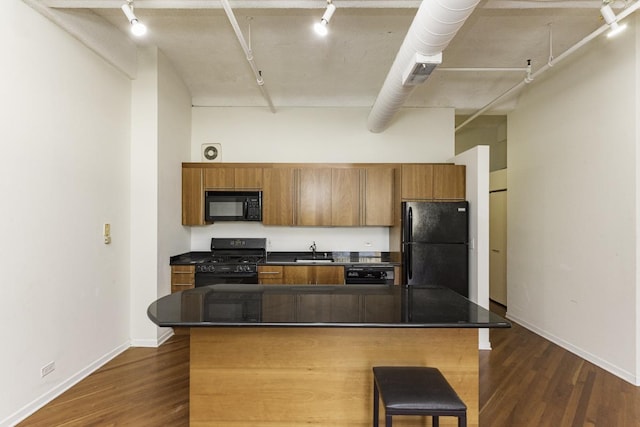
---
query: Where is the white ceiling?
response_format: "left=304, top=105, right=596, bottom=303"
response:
left=36, top=0, right=627, bottom=119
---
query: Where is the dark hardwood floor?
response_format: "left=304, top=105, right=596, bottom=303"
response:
left=18, top=305, right=640, bottom=426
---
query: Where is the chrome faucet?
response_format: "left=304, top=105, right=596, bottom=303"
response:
left=310, top=241, right=317, bottom=258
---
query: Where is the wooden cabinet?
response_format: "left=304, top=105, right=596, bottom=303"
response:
left=183, top=165, right=263, bottom=225
left=204, top=168, right=234, bottom=189
left=401, top=164, right=433, bottom=200
left=433, top=164, right=465, bottom=200
left=401, top=164, right=465, bottom=200
left=363, top=167, right=395, bottom=226
left=171, top=265, right=195, bottom=293
left=331, top=168, right=360, bottom=226
left=182, top=167, right=204, bottom=225
left=234, top=168, right=263, bottom=189
left=331, top=167, right=395, bottom=226
left=182, top=162, right=463, bottom=227
left=298, top=168, right=333, bottom=226
left=283, top=265, right=345, bottom=285
left=258, top=265, right=284, bottom=284
left=263, top=168, right=296, bottom=225
left=204, top=167, right=263, bottom=190
left=263, top=166, right=394, bottom=227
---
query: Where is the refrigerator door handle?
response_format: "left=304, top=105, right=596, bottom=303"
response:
left=406, top=243, right=412, bottom=281
left=406, top=206, right=413, bottom=243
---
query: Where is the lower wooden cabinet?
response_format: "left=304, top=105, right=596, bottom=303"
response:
left=171, top=265, right=195, bottom=293
left=283, top=265, right=345, bottom=285
left=258, top=265, right=284, bottom=284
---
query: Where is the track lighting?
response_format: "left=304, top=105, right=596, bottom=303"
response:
left=121, top=1, right=147, bottom=37
left=314, top=1, right=336, bottom=36
left=600, top=3, right=627, bottom=38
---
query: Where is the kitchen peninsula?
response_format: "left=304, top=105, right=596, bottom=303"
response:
left=148, top=284, right=509, bottom=427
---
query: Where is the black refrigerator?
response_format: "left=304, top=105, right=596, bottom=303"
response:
left=401, top=201, right=469, bottom=297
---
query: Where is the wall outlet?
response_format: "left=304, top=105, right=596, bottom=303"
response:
left=41, top=361, right=55, bottom=377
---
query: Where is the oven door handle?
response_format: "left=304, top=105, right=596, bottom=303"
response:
left=196, top=272, right=258, bottom=278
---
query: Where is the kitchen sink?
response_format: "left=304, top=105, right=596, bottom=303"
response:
left=294, top=257, right=335, bottom=263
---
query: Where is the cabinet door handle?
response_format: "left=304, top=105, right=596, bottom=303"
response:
left=173, top=283, right=193, bottom=287
left=173, top=271, right=193, bottom=275
left=491, top=249, right=500, bottom=253
left=259, top=271, right=281, bottom=275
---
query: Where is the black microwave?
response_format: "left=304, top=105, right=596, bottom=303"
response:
left=204, top=191, right=262, bottom=222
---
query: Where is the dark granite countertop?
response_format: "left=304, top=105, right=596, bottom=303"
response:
left=147, top=284, right=510, bottom=328
left=170, top=251, right=401, bottom=266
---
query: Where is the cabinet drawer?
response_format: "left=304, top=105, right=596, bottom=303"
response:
left=171, top=265, right=195, bottom=293
left=258, top=265, right=284, bottom=284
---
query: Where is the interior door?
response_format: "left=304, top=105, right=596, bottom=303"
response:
left=489, top=190, right=507, bottom=305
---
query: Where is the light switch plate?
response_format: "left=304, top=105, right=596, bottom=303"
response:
left=104, top=223, right=111, bottom=244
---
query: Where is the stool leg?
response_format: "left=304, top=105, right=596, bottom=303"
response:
left=433, top=416, right=439, bottom=427
left=373, top=382, right=379, bottom=427
left=459, top=413, right=467, bottom=427
left=385, top=413, right=392, bottom=427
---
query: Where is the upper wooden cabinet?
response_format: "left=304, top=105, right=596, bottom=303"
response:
left=433, top=164, right=465, bottom=200
left=332, top=168, right=360, bottom=226
left=401, top=164, right=465, bottom=200
left=182, top=167, right=204, bottom=225
left=401, top=164, right=434, bottom=199
left=204, top=167, right=263, bottom=190
left=263, top=168, right=296, bottom=226
left=298, top=168, right=333, bottom=226
left=363, top=167, right=395, bottom=226
left=182, top=162, right=462, bottom=226
left=263, top=166, right=395, bottom=227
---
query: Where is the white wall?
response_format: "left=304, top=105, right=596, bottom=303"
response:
left=130, top=47, right=192, bottom=346
left=157, top=51, right=192, bottom=302
left=508, top=18, right=638, bottom=383
left=0, top=2, right=132, bottom=424
left=455, top=146, right=491, bottom=349
left=190, top=107, right=455, bottom=251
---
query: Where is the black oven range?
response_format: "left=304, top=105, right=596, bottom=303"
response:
left=194, top=238, right=267, bottom=287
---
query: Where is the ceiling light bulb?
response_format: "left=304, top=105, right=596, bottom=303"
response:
left=121, top=3, right=147, bottom=37
left=131, top=20, right=147, bottom=36
left=313, top=2, right=336, bottom=36
left=314, top=21, right=329, bottom=36
left=607, top=21, right=627, bottom=37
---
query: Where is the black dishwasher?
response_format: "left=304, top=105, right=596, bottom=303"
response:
left=344, top=266, right=395, bottom=285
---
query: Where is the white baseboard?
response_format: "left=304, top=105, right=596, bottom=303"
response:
left=1, top=340, right=131, bottom=427
left=478, top=329, right=492, bottom=350
left=507, top=313, right=638, bottom=386
left=130, top=327, right=174, bottom=348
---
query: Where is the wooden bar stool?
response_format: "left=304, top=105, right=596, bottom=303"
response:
left=373, top=366, right=467, bottom=427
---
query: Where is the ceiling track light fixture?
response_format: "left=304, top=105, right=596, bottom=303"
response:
left=314, top=0, right=336, bottom=37
left=600, top=3, right=627, bottom=38
left=121, top=0, right=147, bottom=37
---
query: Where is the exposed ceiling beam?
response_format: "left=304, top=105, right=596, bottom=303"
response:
left=35, top=0, right=610, bottom=10
left=39, top=0, right=422, bottom=9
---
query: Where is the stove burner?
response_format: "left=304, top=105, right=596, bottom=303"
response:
left=194, top=238, right=267, bottom=281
